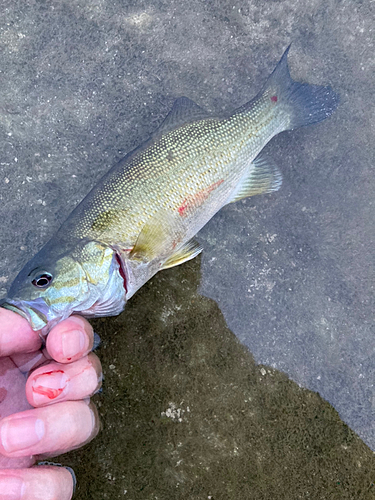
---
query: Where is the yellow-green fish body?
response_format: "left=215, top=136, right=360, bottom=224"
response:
left=2, top=47, right=339, bottom=333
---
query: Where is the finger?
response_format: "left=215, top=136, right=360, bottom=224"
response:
left=0, top=358, right=32, bottom=421
left=26, top=353, right=102, bottom=407
left=10, top=351, right=47, bottom=374
left=0, top=465, right=74, bottom=500
left=46, top=316, right=94, bottom=364
left=0, top=400, right=99, bottom=458
left=0, top=309, right=41, bottom=357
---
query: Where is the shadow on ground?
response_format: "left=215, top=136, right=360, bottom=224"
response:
left=59, top=258, right=375, bottom=499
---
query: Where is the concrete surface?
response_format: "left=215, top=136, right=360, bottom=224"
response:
left=0, top=0, right=374, bottom=497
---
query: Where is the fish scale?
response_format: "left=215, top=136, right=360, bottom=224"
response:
left=1, top=47, right=339, bottom=334
left=69, top=117, right=262, bottom=246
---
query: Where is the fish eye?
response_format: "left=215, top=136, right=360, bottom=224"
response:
left=32, top=273, right=53, bottom=288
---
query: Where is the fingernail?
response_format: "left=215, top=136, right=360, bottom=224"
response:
left=62, top=330, right=87, bottom=360
left=0, top=416, right=45, bottom=453
left=92, top=331, right=101, bottom=351
left=0, top=475, right=25, bottom=499
left=37, top=462, right=77, bottom=495
left=88, top=403, right=100, bottom=439
left=64, top=466, right=77, bottom=495
left=32, top=370, right=68, bottom=404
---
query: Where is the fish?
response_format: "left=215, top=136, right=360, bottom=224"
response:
left=1, top=46, right=339, bottom=335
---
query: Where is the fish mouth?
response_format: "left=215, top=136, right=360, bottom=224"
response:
left=0, top=300, right=30, bottom=321
left=0, top=298, right=49, bottom=332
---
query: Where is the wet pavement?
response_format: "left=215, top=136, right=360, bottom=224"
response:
left=0, top=0, right=374, bottom=497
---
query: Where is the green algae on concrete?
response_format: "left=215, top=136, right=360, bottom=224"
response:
left=60, top=258, right=375, bottom=499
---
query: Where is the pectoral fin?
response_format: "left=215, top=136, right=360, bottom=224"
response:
left=129, top=212, right=170, bottom=262
left=161, top=239, right=203, bottom=270
left=130, top=210, right=184, bottom=263
left=227, top=154, right=282, bottom=204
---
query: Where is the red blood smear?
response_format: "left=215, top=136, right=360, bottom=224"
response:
left=32, top=385, right=63, bottom=399
left=115, top=253, right=128, bottom=293
left=41, top=370, right=64, bottom=376
left=271, top=95, right=278, bottom=102
left=31, top=369, right=65, bottom=399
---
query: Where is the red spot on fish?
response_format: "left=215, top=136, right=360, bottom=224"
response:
left=271, top=95, right=278, bottom=102
left=115, top=253, right=128, bottom=293
left=178, top=179, right=225, bottom=217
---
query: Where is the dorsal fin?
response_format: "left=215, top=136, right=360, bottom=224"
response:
left=156, top=97, right=211, bottom=135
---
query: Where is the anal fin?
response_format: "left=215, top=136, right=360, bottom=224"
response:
left=161, top=239, right=203, bottom=270
left=227, top=154, right=282, bottom=204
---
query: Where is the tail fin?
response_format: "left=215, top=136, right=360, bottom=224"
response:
left=264, top=46, right=339, bottom=129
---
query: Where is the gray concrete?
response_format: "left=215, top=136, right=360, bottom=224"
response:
left=0, top=0, right=374, bottom=497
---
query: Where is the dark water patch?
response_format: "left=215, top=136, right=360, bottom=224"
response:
left=60, top=259, right=375, bottom=499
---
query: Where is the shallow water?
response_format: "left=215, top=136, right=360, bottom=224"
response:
left=0, top=0, right=374, bottom=497
left=61, top=260, right=375, bottom=499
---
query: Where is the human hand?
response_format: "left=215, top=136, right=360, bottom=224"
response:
left=0, top=309, right=102, bottom=499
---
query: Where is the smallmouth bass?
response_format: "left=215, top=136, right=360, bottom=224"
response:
left=1, top=47, right=339, bottom=334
